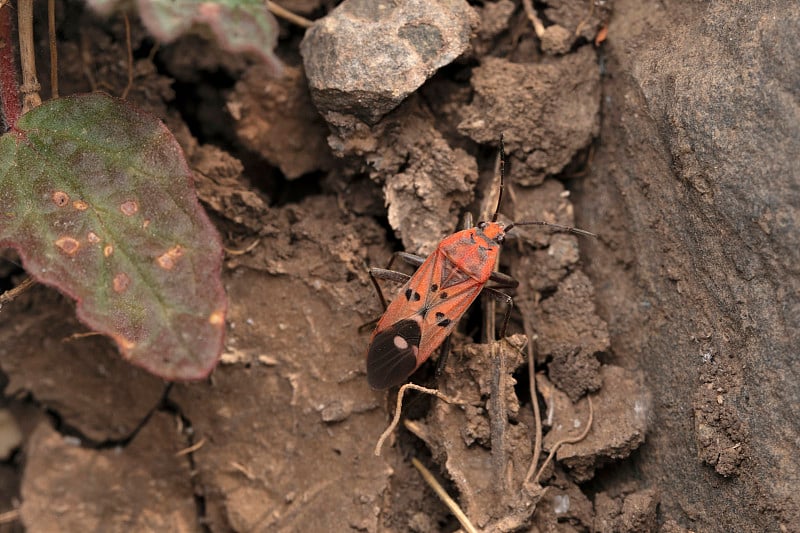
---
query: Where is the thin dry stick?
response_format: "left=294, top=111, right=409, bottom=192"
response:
left=522, top=318, right=544, bottom=485
left=62, top=331, right=101, bottom=342
left=224, top=239, right=261, bottom=256
left=48, top=0, right=58, bottom=98
left=529, top=395, right=594, bottom=486
left=175, top=437, right=206, bottom=457
left=0, top=276, right=34, bottom=304
left=80, top=31, right=97, bottom=91
left=521, top=0, right=545, bottom=38
left=146, top=41, right=160, bottom=63
left=17, top=0, right=41, bottom=112
left=120, top=13, right=134, bottom=99
left=574, top=0, right=596, bottom=38
left=0, top=509, right=19, bottom=525
left=484, top=217, right=509, bottom=490
left=268, top=1, right=314, bottom=28
left=411, top=457, right=478, bottom=533
left=374, top=383, right=460, bottom=456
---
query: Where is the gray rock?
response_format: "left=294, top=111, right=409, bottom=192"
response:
left=300, top=0, right=478, bottom=125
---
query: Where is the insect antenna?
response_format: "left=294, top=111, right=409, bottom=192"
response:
left=491, top=135, right=594, bottom=239
left=505, top=220, right=596, bottom=238
left=492, top=133, right=506, bottom=223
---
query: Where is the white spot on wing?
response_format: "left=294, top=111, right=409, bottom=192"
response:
left=393, top=336, right=409, bottom=350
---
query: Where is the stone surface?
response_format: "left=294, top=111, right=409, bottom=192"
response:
left=300, top=0, right=478, bottom=124
left=574, top=0, right=800, bottom=529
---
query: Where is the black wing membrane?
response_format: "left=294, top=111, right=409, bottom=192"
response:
left=367, top=319, right=421, bottom=389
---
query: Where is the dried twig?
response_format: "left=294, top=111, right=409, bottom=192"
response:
left=522, top=317, right=544, bottom=486
left=0, top=276, right=34, bottom=305
left=175, top=437, right=206, bottom=457
left=120, top=13, right=134, bottom=99
left=411, top=457, right=478, bottom=533
left=17, top=0, right=42, bottom=112
left=48, top=0, right=58, bottom=98
left=224, top=239, right=260, bottom=256
left=521, top=0, right=545, bottom=38
left=268, top=1, right=314, bottom=28
left=374, top=383, right=461, bottom=456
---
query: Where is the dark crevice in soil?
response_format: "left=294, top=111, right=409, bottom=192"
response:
left=0, top=265, right=25, bottom=292
left=270, top=172, right=325, bottom=206
left=160, top=391, right=211, bottom=533
left=42, top=382, right=173, bottom=450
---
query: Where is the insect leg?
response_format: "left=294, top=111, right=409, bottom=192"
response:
left=386, top=251, right=425, bottom=271
left=487, top=270, right=519, bottom=289
left=368, top=268, right=411, bottom=310
left=483, top=286, right=515, bottom=339
left=434, top=334, right=453, bottom=378
left=368, top=251, right=426, bottom=310
left=461, top=211, right=473, bottom=230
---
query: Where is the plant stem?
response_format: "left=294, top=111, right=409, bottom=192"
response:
left=48, top=0, right=58, bottom=98
left=17, top=0, right=41, bottom=113
left=0, top=4, right=20, bottom=129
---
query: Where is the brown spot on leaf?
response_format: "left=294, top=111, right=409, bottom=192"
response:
left=55, top=236, right=80, bottom=255
left=113, top=273, right=131, bottom=293
left=156, top=245, right=184, bottom=270
left=209, top=309, right=225, bottom=325
left=73, top=200, right=89, bottom=210
left=52, top=191, right=69, bottom=207
left=87, top=232, right=101, bottom=243
left=111, top=333, right=136, bottom=352
left=120, top=200, right=139, bottom=216
left=104, top=245, right=114, bottom=257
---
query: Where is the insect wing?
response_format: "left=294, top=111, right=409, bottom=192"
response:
left=416, top=268, right=482, bottom=361
left=367, top=319, right=422, bottom=389
left=367, top=252, right=438, bottom=389
left=367, top=249, right=485, bottom=389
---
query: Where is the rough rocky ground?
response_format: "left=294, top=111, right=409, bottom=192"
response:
left=0, top=1, right=796, bottom=532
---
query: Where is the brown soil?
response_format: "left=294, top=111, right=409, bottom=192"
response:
left=0, top=1, right=797, bottom=532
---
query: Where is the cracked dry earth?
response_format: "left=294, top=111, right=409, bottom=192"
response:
left=0, top=0, right=798, bottom=532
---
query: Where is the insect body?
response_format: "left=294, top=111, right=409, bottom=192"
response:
left=365, top=137, right=594, bottom=390
left=366, top=220, right=517, bottom=389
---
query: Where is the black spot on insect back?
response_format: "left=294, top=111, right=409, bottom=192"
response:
left=405, top=288, right=421, bottom=301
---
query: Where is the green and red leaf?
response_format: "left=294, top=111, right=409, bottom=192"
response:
left=87, top=0, right=282, bottom=73
left=0, top=93, right=226, bottom=380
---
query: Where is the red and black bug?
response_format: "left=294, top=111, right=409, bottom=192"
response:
left=365, top=137, right=593, bottom=389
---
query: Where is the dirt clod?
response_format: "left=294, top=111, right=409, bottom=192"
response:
left=229, top=65, right=334, bottom=179
left=20, top=415, right=196, bottom=531
left=541, top=366, right=649, bottom=482
left=458, top=48, right=600, bottom=183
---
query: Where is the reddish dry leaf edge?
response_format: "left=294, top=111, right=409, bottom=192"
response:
left=86, top=0, right=284, bottom=75
left=0, top=93, right=226, bottom=380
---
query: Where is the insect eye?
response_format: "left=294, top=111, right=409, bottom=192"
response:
left=496, top=234, right=505, bottom=243
left=478, top=221, right=488, bottom=230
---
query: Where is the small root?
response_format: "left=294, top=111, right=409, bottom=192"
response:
left=528, top=395, right=594, bottom=486
left=373, top=383, right=461, bottom=456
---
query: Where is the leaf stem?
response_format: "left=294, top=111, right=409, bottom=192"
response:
left=48, top=0, right=58, bottom=98
left=17, top=0, right=41, bottom=113
left=0, top=4, right=20, bottom=129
